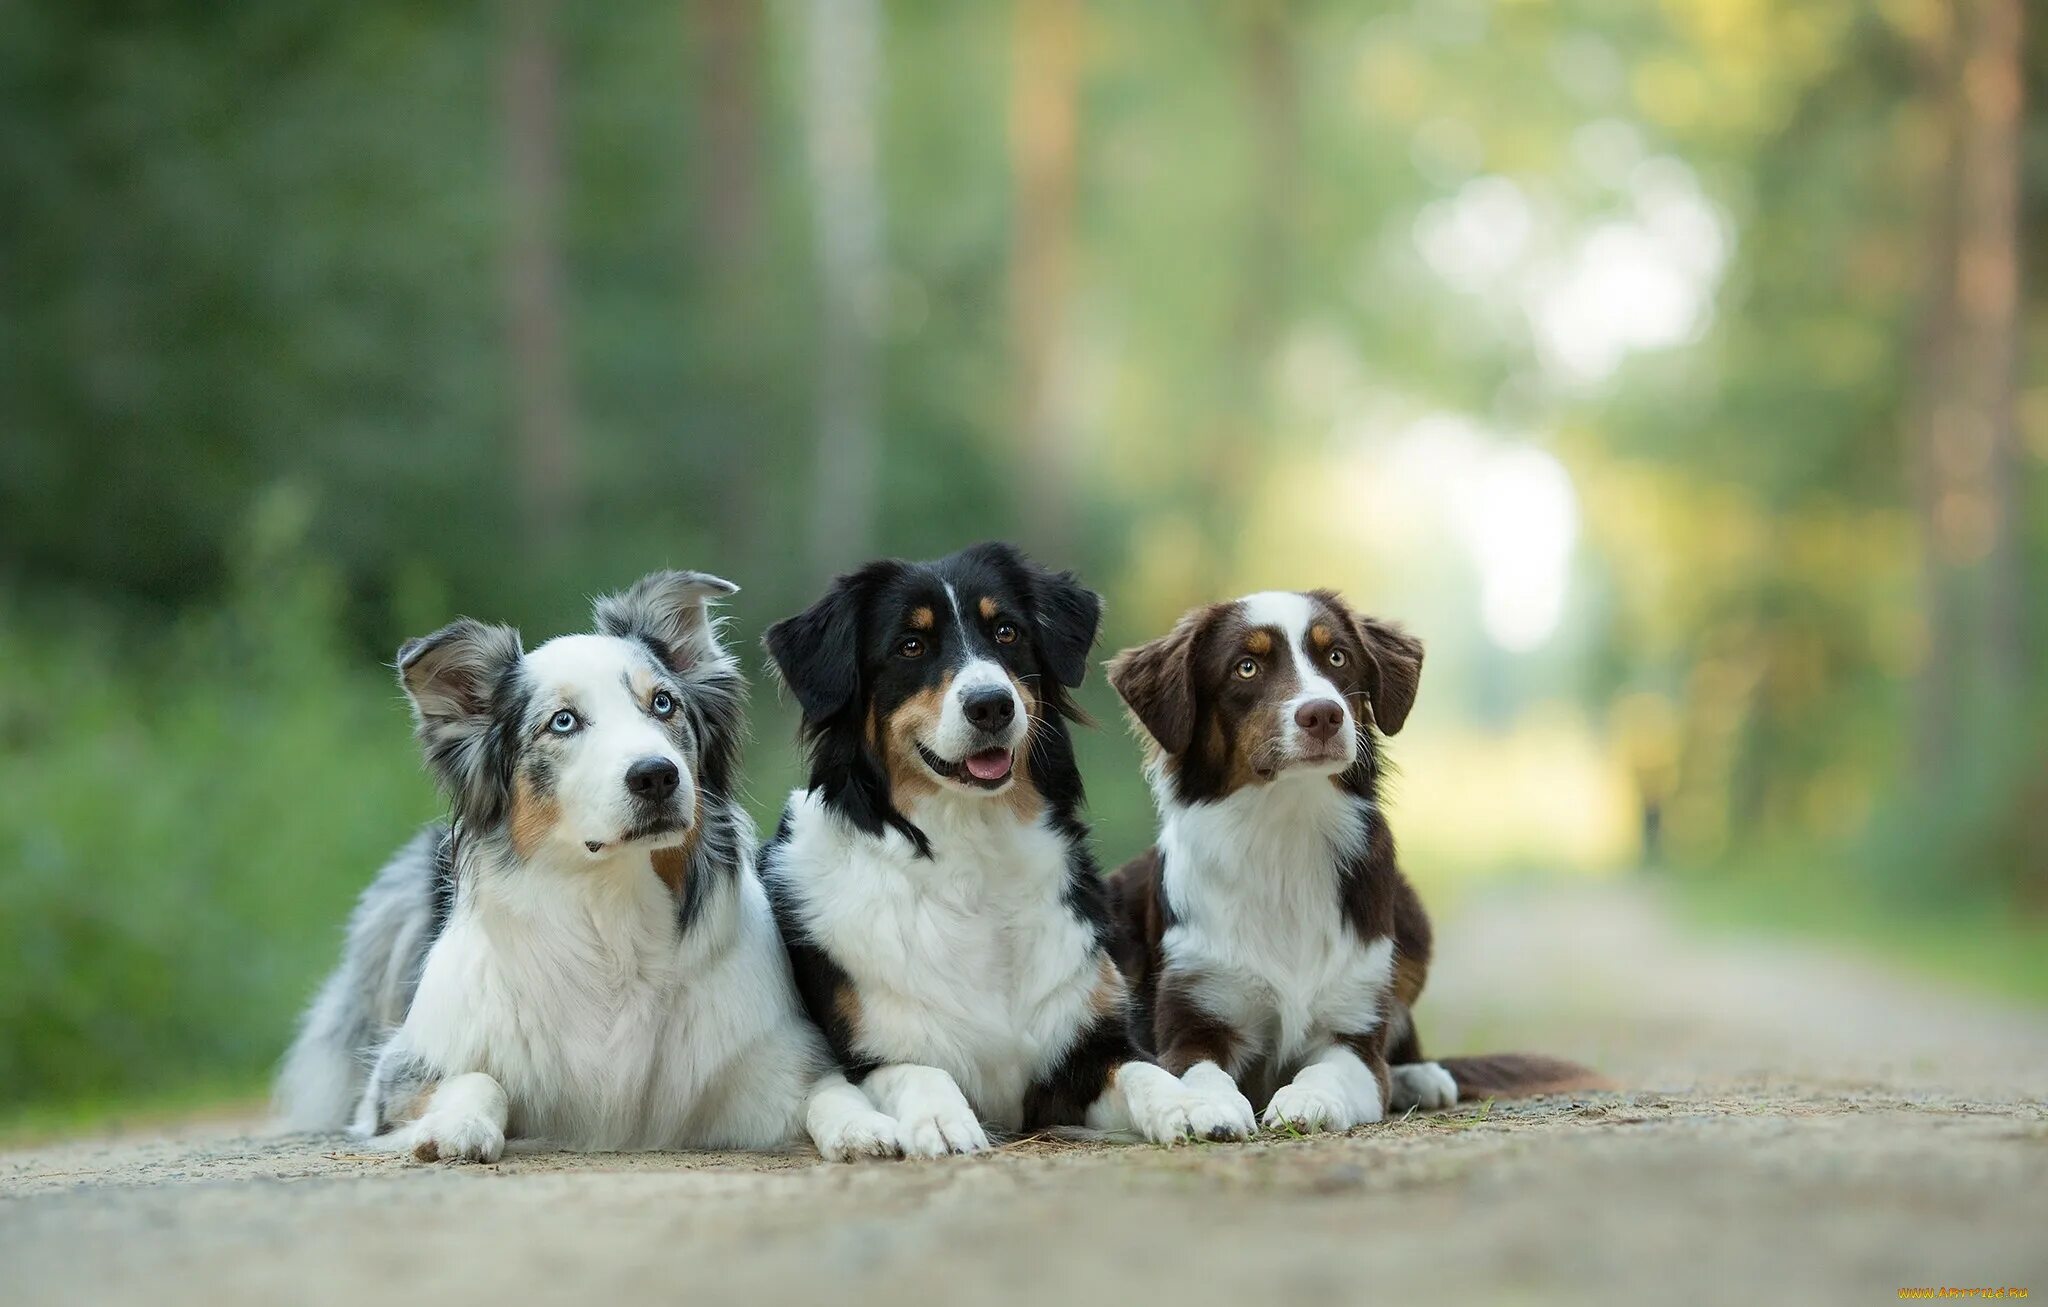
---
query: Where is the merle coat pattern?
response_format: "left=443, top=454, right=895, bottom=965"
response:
left=276, top=571, right=897, bottom=1162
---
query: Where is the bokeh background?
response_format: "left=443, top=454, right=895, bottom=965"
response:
left=2, top=0, right=2042, bottom=1130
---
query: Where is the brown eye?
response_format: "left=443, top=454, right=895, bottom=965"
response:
left=993, top=622, right=1018, bottom=646
left=897, top=636, right=925, bottom=659
left=1236, top=658, right=1259, bottom=679
left=1328, top=649, right=1347, bottom=668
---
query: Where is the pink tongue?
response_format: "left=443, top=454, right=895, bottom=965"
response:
left=964, top=749, right=1013, bottom=781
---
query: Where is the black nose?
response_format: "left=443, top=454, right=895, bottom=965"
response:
left=961, top=687, right=1017, bottom=733
left=1293, top=699, right=1346, bottom=743
left=625, top=757, right=681, bottom=803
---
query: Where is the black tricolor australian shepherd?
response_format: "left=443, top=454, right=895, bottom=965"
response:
left=277, top=571, right=895, bottom=1161
left=759, top=542, right=1258, bottom=1155
left=1106, top=589, right=1603, bottom=1133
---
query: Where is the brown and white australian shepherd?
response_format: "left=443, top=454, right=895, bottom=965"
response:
left=1105, top=589, right=1603, bottom=1133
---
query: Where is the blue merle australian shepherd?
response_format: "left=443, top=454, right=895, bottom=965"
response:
left=758, top=542, right=1257, bottom=1156
left=276, top=571, right=895, bottom=1162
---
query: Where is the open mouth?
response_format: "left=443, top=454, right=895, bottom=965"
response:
left=584, top=817, right=688, bottom=855
left=916, top=741, right=1015, bottom=789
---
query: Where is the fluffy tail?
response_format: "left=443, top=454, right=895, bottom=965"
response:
left=1435, top=1053, right=1611, bottom=1100
left=274, top=827, right=446, bottom=1131
left=275, top=965, right=377, bottom=1131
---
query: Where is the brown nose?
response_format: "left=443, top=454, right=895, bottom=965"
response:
left=1293, top=699, right=1346, bottom=743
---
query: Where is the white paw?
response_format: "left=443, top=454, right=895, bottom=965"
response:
left=899, top=1101, right=990, bottom=1158
left=1131, top=1092, right=1195, bottom=1145
left=1262, top=1082, right=1353, bottom=1134
left=1389, top=1061, right=1459, bottom=1112
left=1182, top=1078, right=1257, bottom=1142
left=410, top=1112, right=505, bottom=1164
left=815, top=1108, right=903, bottom=1162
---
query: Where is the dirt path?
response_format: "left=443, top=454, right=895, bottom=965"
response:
left=6, top=881, right=2045, bottom=1307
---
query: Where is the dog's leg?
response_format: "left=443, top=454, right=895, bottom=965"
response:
left=405, top=1072, right=510, bottom=1163
left=1388, top=1061, right=1459, bottom=1111
left=1144, top=968, right=1257, bottom=1140
left=1173, top=1060, right=1259, bottom=1139
left=863, top=1064, right=988, bottom=1158
left=804, top=1070, right=902, bottom=1162
left=1381, top=1004, right=1458, bottom=1111
left=1023, top=967, right=1255, bottom=1144
left=1034, top=1012, right=1207, bottom=1144
left=1082, top=1058, right=1257, bottom=1144
left=1262, top=1033, right=1389, bottom=1134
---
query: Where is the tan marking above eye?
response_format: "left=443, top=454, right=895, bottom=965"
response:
left=978, top=595, right=997, bottom=621
left=1245, top=630, right=1273, bottom=656
left=1309, top=624, right=1333, bottom=649
left=1235, top=657, right=1260, bottom=679
left=910, top=606, right=935, bottom=631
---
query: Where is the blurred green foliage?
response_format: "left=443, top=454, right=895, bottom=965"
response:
left=1, top=0, right=2043, bottom=1121
left=0, top=531, right=429, bottom=1110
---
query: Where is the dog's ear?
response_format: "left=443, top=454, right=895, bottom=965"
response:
left=594, top=570, right=739, bottom=677
left=396, top=619, right=524, bottom=809
left=764, top=576, right=866, bottom=726
left=1354, top=615, right=1423, bottom=735
left=1026, top=563, right=1103, bottom=690
left=1106, top=612, right=1202, bottom=756
left=398, top=618, right=523, bottom=725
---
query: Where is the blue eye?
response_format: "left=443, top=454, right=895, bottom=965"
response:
left=651, top=690, right=676, bottom=717
left=548, top=709, right=579, bottom=734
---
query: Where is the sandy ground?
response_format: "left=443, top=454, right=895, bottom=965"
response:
left=6, top=879, right=2045, bottom=1307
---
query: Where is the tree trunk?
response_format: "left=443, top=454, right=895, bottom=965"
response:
left=689, top=0, right=763, bottom=271
left=1188, top=0, right=1297, bottom=596
left=501, top=0, right=578, bottom=548
left=1951, top=0, right=2024, bottom=690
left=1007, top=0, right=1081, bottom=556
left=1236, top=0, right=1296, bottom=357
left=1906, top=2, right=1965, bottom=780
left=1908, top=0, right=2025, bottom=775
left=802, top=0, right=884, bottom=580
left=687, top=0, right=767, bottom=565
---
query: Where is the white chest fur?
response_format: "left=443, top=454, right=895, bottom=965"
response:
left=396, top=853, right=817, bottom=1150
left=772, top=788, right=1104, bottom=1129
left=1156, top=773, right=1394, bottom=1080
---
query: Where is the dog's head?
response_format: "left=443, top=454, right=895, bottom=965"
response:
left=1107, top=589, right=1422, bottom=805
left=396, top=570, right=744, bottom=863
left=765, top=541, right=1102, bottom=848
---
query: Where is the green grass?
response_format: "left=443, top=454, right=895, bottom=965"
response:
left=0, top=1075, right=270, bottom=1147
left=0, top=569, right=441, bottom=1128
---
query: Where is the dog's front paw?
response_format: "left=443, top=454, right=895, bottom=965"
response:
left=1130, top=1092, right=1195, bottom=1146
left=899, top=1101, right=989, bottom=1158
left=1389, top=1061, right=1458, bottom=1112
left=1182, top=1078, right=1257, bottom=1142
left=1261, top=1082, right=1353, bottom=1135
left=816, top=1109, right=903, bottom=1162
left=410, top=1113, right=505, bottom=1164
